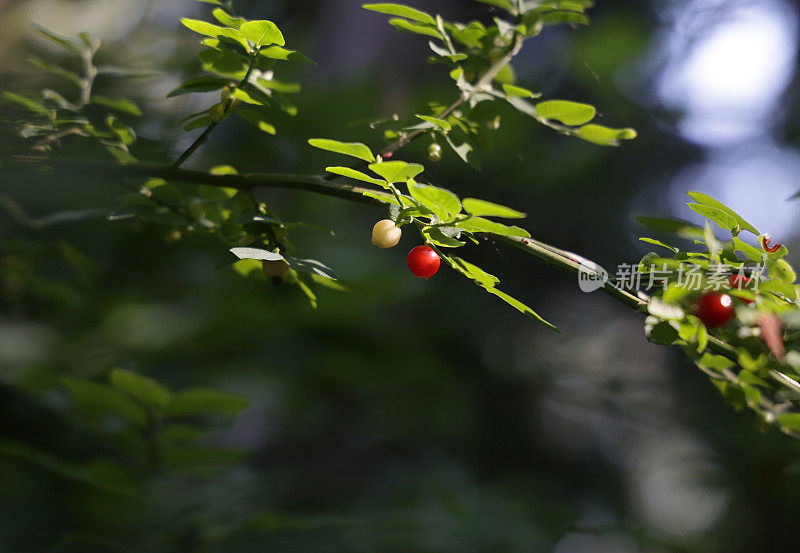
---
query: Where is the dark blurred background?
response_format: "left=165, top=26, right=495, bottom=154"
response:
left=2, top=0, right=800, bottom=551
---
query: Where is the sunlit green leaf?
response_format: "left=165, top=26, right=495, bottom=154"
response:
left=408, top=182, right=461, bottom=221
left=240, top=20, right=285, bottom=47
left=368, top=160, right=424, bottom=183
left=180, top=19, right=248, bottom=49
left=535, top=100, right=595, bottom=125
left=575, top=124, right=637, bottom=146
left=462, top=198, right=525, bottom=219
left=687, top=191, right=759, bottom=235
left=211, top=7, right=246, bottom=29
left=308, top=138, right=375, bottom=162
left=2, top=92, right=50, bottom=116
left=90, top=96, right=141, bottom=116
left=502, top=84, right=538, bottom=98
left=388, top=18, right=442, bottom=39
left=235, top=108, right=277, bottom=134
left=362, top=3, right=436, bottom=24
left=688, top=203, right=737, bottom=232
left=284, top=256, right=339, bottom=280
left=259, top=46, right=315, bottom=64
left=456, top=217, right=530, bottom=237
left=415, top=115, right=451, bottom=131
left=326, top=167, right=385, bottom=186
left=483, top=286, right=558, bottom=331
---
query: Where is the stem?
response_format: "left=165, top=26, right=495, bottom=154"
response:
left=382, top=33, right=525, bottom=159
left=4, top=156, right=772, bottom=370
left=171, top=46, right=262, bottom=169
left=78, top=43, right=99, bottom=108
left=325, top=31, right=526, bottom=179
left=172, top=120, right=221, bottom=169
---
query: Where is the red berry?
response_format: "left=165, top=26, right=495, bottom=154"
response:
left=407, top=245, right=440, bottom=279
left=728, top=274, right=751, bottom=289
left=728, top=274, right=755, bottom=304
left=695, top=292, right=735, bottom=328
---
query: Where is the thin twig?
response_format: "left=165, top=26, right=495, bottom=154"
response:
left=324, top=32, right=526, bottom=179
left=172, top=47, right=262, bottom=169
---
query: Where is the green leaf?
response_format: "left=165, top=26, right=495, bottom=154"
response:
left=493, top=63, right=515, bottom=85
left=535, top=100, right=595, bottom=125
left=575, top=124, right=637, bottom=146
left=415, top=115, right=451, bottom=131
left=230, top=247, right=284, bottom=261
left=361, top=190, right=399, bottom=205
left=308, top=138, right=375, bottom=162
left=240, top=20, right=285, bottom=47
left=362, top=3, right=436, bottom=24
left=326, top=166, right=385, bottom=186
left=96, top=65, right=158, bottom=78
left=484, top=286, right=558, bottom=331
left=256, top=78, right=301, bottom=94
left=211, top=8, right=246, bottom=29
left=284, top=256, right=340, bottom=280
left=449, top=256, right=500, bottom=287
left=2, top=92, right=50, bottom=116
left=422, top=226, right=465, bottom=247
left=456, top=217, right=530, bottom=237
left=180, top=18, right=248, bottom=49
left=368, top=160, right=424, bottom=183
left=106, top=116, right=135, bottom=145
left=184, top=115, right=213, bottom=131
left=408, top=182, right=461, bottom=221
left=696, top=321, right=708, bottom=353
left=428, top=41, right=467, bottom=62
left=686, top=192, right=759, bottom=235
left=688, top=203, right=738, bottom=232
left=648, top=321, right=680, bottom=345
left=635, top=215, right=704, bottom=240
left=462, top=198, right=525, bottom=219
left=778, top=413, right=800, bottom=432
left=232, top=258, right=265, bottom=279
left=165, top=388, right=250, bottom=417
left=235, top=108, right=277, bottom=134
left=639, top=237, right=678, bottom=253
left=732, top=237, right=764, bottom=262
left=90, top=96, right=142, bottom=116
left=167, top=76, right=229, bottom=97
left=445, top=134, right=481, bottom=170
left=199, top=47, right=248, bottom=78
left=231, top=87, right=267, bottom=105
left=28, top=56, right=82, bottom=86
left=62, top=377, right=147, bottom=426
left=109, top=368, right=171, bottom=408
left=769, top=258, right=797, bottom=285
left=446, top=21, right=488, bottom=48
left=260, top=46, right=315, bottom=64
left=388, top=18, right=442, bottom=39
left=502, top=84, right=538, bottom=98
left=32, top=23, right=82, bottom=55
